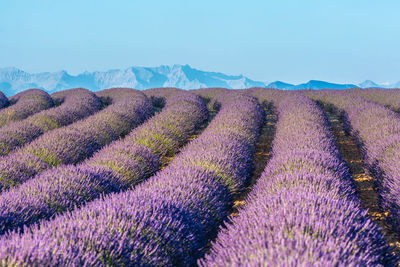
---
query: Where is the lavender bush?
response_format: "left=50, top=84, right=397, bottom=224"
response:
left=348, top=88, right=400, bottom=112
left=314, top=91, right=400, bottom=234
left=200, top=94, right=395, bottom=266
left=0, top=89, right=53, bottom=127
left=0, top=93, right=263, bottom=266
left=144, top=87, right=183, bottom=107
left=192, top=88, right=230, bottom=110
left=0, top=93, right=208, bottom=235
left=0, top=88, right=102, bottom=156
left=0, top=88, right=154, bottom=192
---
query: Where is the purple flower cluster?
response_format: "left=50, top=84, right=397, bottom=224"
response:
left=0, top=89, right=154, bottom=192
left=95, top=87, right=150, bottom=103
left=201, top=95, right=395, bottom=266
left=0, top=88, right=102, bottom=156
left=0, top=93, right=263, bottom=266
left=144, top=87, right=183, bottom=107
left=192, top=88, right=230, bottom=110
left=0, top=92, right=208, bottom=235
left=347, top=88, right=400, bottom=112
left=319, top=92, right=400, bottom=234
left=0, top=89, right=53, bottom=128
left=248, top=87, right=289, bottom=105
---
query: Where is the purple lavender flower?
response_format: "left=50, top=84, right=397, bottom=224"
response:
left=0, top=88, right=154, bottom=192
left=0, top=93, right=263, bottom=266
left=0, top=92, right=207, bottom=236
left=0, top=88, right=102, bottom=156
left=312, top=90, right=400, bottom=235
left=200, top=94, right=395, bottom=266
left=0, top=89, right=53, bottom=127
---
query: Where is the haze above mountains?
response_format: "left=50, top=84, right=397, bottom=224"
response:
left=0, top=65, right=399, bottom=96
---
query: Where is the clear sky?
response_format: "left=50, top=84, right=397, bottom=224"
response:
left=0, top=0, right=399, bottom=84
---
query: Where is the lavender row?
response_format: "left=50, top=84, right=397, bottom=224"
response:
left=317, top=92, right=400, bottom=234
left=0, top=93, right=263, bottom=266
left=144, top=87, right=183, bottom=107
left=192, top=88, right=230, bottom=110
left=0, top=88, right=154, bottom=192
left=201, top=95, right=395, bottom=266
left=0, top=88, right=102, bottom=156
left=0, top=93, right=208, bottom=235
left=0, top=89, right=54, bottom=128
left=347, top=88, right=400, bottom=112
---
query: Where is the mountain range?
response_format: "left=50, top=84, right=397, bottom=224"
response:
left=0, top=65, right=399, bottom=96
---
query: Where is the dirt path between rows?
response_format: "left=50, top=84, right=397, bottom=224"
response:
left=201, top=103, right=277, bottom=255
left=323, top=105, right=400, bottom=256
left=231, top=104, right=277, bottom=215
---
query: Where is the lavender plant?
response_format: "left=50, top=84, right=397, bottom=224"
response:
left=0, top=88, right=154, bottom=192
left=0, top=89, right=53, bottom=127
left=0, top=93, right=208, bottom=235
left=144, top=87, right=183, bottom=107
left=315, top=91, right=400, bottom=234
left=0, top=88, right=102, bottom=156
left=200, top=95, right=395, bottom=266
left=0, top=93, right=263, bottom=266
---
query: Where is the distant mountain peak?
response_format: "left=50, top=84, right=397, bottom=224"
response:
left=0, top=67, right=21, bottom=72
left=359, top=80, right=381, bottom=88
left=267, top=81, right=294, bottom=89
left=0, top=65, right=398, bottom=96
left=294, top=80, right=358, bottom=90
left=266, top=80, right=359, bottom=90
left=0, top=65, right=266, bottom=96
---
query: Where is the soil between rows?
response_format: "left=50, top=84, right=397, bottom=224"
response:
left=322, top=105, right=400, bottom=256
left=231, top=104, right=277, bottom=215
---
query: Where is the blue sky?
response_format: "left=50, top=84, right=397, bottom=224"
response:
left=0, top=0, right=399, bottom=84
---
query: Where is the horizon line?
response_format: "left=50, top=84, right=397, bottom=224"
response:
left=0, top=65, right=398, bottom=86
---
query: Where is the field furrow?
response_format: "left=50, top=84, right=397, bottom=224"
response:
left=321, top=102, right=400, bottom=254
left=229, top=101, right=276, bottom=216
left=316, top=92, right=400, bottom=252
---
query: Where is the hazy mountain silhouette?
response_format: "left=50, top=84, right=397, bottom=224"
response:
left=0, top=65, right=398, bottom=96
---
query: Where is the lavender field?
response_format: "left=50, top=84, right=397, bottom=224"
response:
left=0, top=86, right=400, bottom=266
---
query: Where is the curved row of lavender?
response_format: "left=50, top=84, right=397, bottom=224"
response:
left=201, top=95, right=396, bottom=266
left=0, top=89, right=54, bottom=128
left=143, top=87, right=184, bottom=107
left=347, top=88, right=400, bottom=112
left=0, top=92, right=8, bottom=109
left=0, top=88, right=154, bottom=192
left=248, top=87, right=290, bottom=106
left=0, top=92, right=208, bottom=235
left=315, top=92, right=400, bottom=234
left=0, top=88, right=102, bottom=156
left=191, top=88, right=230, bottom=111
left=0, top=93, right=263, bottom=266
